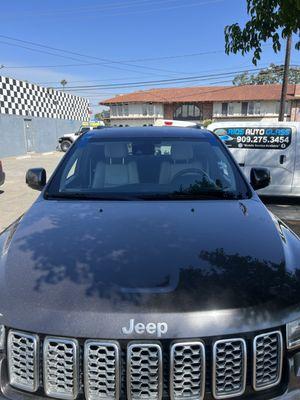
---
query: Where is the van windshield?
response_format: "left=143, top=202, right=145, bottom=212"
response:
left=45, top=136, right=251, bottom=200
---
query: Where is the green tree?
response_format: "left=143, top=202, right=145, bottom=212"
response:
left=94, top=110, right=110, bottom=121
left=60, top=79, right=67, bottom=89
left=233, top=64, right=300, bottom=85
left=225, top=0, right=300, bottom=65
left=94, top=113, right=102, bottom=121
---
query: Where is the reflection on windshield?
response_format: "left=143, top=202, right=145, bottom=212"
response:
left=46, top=137, right=251, bottom=200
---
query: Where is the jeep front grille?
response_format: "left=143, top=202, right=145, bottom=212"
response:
left=127, top=343, right=162, bottom=400
left=170, top=341, right=205, bottom=400
left=212, top=338, right=247, bottom=399
left=84, top=341, right=120, bottom=400
left=7, top=330, right=39, bottom=392
left=43, top=337, right=79, bottom=400
left=6, top=329, right=284, bottom=400
left=253, top=331, right=283, bottom=391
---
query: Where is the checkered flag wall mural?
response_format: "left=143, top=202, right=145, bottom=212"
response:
left=0, top=76, right=89, bottom=121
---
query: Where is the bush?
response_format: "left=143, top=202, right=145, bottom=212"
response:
left=203, top=119, right=213, bottom=127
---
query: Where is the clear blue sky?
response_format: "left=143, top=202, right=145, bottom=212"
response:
left=0, top=0, right=299, bottom=115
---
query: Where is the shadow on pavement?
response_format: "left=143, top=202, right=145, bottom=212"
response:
left=261, top=196, right=300, bottom=205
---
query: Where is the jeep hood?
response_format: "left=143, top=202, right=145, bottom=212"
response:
left=1, top=198, right=300, bottom=338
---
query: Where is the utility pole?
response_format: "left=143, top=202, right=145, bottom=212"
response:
left=279, top=35, right=292, bottom=121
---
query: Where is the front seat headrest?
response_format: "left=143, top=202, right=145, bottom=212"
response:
left=171, top=143, right=193, bottom=161
left=105, top=143, right=128, bottom=159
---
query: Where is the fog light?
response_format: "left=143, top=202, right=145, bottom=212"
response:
left=287, top=319, right=300, bottom=349
left=0, top=325, right=4, bottom=350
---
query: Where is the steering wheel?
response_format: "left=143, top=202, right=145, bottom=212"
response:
left=171, top=168, right=216, bottom=187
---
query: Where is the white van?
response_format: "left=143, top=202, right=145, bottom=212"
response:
left=207, top=121, right=300, bottom=197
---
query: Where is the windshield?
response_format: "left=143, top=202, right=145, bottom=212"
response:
left=46, top=135, right=251, bottom=200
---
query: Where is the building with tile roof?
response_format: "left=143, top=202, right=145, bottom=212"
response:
left=101, top=84, right=300, bottom=126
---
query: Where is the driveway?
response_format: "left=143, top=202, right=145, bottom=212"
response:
left=0, top=152, right=300, bottom=236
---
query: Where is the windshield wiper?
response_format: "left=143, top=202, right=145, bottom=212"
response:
left=131, top=191, right=242, bottom=200
left=44, top=192, right=138, bottom=201
left=44, top=191, right=243, bottom=201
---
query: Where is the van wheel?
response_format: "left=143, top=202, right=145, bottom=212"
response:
left=61, top=140, right=72, bottom=152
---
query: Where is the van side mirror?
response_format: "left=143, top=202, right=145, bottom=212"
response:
left=250, top=167, right=270, bottom=191
left=26, top=168, right=46, bottom=191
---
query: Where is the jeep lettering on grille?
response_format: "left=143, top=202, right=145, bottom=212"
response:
left=122, top=319, right=168, bottom=337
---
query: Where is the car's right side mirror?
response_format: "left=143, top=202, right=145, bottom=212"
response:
left=250, top=167, right=271, bottom=191
left=26, top=168, right=47, bottom=191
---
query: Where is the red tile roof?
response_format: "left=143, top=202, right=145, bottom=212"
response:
left=101, top=84, right=299, bottom=104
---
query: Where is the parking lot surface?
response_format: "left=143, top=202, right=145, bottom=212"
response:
left=0, top=152, right=63, bottom=231
left=0, top=152, right=299, bottom=235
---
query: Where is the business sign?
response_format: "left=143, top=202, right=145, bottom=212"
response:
left=214, top=127, right=292, bottom=150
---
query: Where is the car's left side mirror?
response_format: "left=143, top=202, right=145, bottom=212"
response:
left=26, top=168, right=47, bottom=191
left=250, top=167, right=270, bottom=191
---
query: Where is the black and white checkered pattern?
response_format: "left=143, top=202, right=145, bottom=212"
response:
left=0, top=76, right=89, bottom=121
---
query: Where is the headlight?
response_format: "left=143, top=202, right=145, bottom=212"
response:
left=287, top=319, right=300, bottom=349
left=0, top=325, right=4, bottom=350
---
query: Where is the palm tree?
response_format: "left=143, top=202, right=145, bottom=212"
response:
left=60, top=79, right=67, bottom=90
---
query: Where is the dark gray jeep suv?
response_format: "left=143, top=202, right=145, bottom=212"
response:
left=0, top=127, right=300, bottom=400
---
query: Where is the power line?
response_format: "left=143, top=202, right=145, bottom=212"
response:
left=0, top=0, right=185, bottom=17
left=91, top=0, right=225, bottom=17
left=0, top=35, right=193, bottom=76
left=0, top=0, right=224, bottom=18
left=54, top=67, right=278, bottom=91
left=34, top=61, right=281, bottom=85
left=2, top=50, right=225, bottom=70
left=0, top=40, right=183, bottom=76
left=60, top=64, right=299, bottom=92
left=0, top=43, right=274, bottom=73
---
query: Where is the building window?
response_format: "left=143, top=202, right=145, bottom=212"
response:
left=241, top=102, right=248, bottom=115
left=285, top=102, right=291, bottom=115
left=148, top=103, right=154, bottom=116
left=221, top=103, right=228, bottom=115
left=228, top=103, right=234, bottom=115
left=117, top=104, right=123, bottom=116
left=142, top=104, right=148, bottom=116
left=276, top=101, right=291, bottom=115
left=248, top=101, right=255, bottom=115
left=241, top=101, right=260, bottom=115
left=111, top=105, right=117, bottom=116
left=141, top=103, right=155, bottom=116
left=254, top=102, right=260, bottom=115
left=123, top=103, right=129, bottom=116
left=174, top=104, right=202, bottom=120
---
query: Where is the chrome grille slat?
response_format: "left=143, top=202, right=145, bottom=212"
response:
left=7, top=330, right=39, bottom=392
left=0, top=324, right=5, bottom=349
left=253, top=331, right=283, bottom=391
left=127, top=342, right=162, bottom=400
left=212, top=338, right=246, bottom=399
left=170, top=341, right=205, bottom=400
left=84, top=340, right=120, bottom=400
left=43, top=337, right=79, bottom=400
